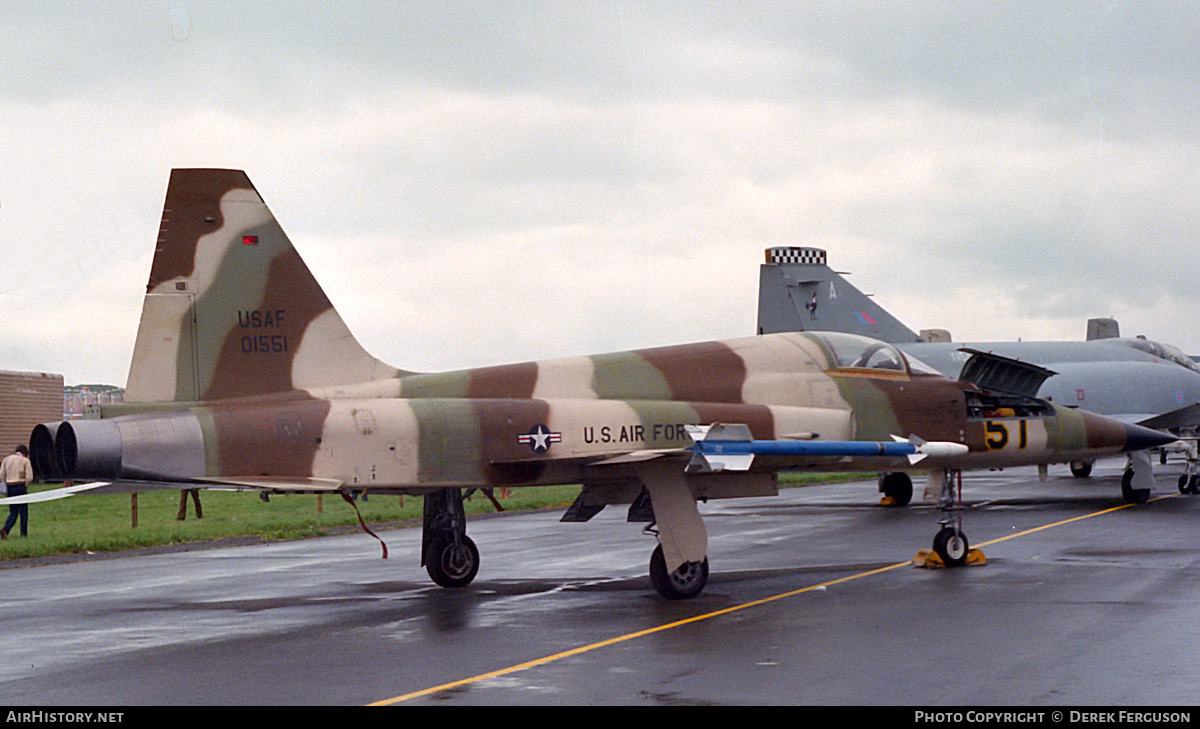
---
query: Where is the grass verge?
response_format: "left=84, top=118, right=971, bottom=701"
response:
left=0, top=472, right=869, bottom=563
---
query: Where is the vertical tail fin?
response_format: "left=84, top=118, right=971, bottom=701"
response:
left=124, top=169, right=400, bottom=403
left=756, top=247, right=921, bottom=343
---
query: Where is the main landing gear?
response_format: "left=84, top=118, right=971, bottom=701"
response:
left=1177, top=473, right=1199, bottom=495
left=422, top=489, right=480, bottom=588
left=1121, top=470, right=1151, bottom=504
left=632, top=461, right=712, bottom=600
left=648, top=543, right=709, bottom=600
left=631, top=484, right=710, bottom=600
left=878, top=471, right=914, bottom=506
left=1120, top=450, right=1155, bottom=505
left=1177, top=457, right=1200, bottom=495
left=563, top=466, right=713, bottom=600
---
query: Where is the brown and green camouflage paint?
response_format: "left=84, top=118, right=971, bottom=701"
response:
left=87, top=169, right=1158, bottom=495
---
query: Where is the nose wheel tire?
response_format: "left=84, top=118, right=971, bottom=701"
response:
left=1179, top=474, right=1200, bottom=495
left=933, top=527, right=969, bottom=567
left=649, top=544, right=709, bottom=600
left=425, top=534, right=480, bottom=588
left=1121, top=470, right=1150, bottom=504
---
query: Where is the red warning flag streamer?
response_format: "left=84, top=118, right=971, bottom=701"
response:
left=341, top=492, right=388, bottom=559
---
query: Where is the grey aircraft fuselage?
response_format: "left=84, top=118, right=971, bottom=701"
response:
left=893, top=340, right=1200, bottom=425
left=756, top=246, right=1200, bottom=430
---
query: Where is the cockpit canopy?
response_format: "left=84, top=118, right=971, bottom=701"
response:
left=1115, top=337, right=1200, bottom=373
left=806, top=331, right=930, bottom=373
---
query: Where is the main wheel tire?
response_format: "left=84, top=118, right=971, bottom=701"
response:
left=649, top=544, right=709, bottom=600
left=1070, top=461, right=1093, bottom=479
left=1190, top=475, right=1200, bottom=495
left=425, top=534, right=480, bottom=588
left=932, top=526, right=969, bottom=567
left=879, top=472, right=914, bottom=506
left=1121, top=470, right=1150, bottom=504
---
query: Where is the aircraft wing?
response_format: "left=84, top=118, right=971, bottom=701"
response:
left=586, top=448, right=691, bottom=465
left=0, top=476, right=346, bottom=505
left=1073, top=403, right=1200, bottom=430
left=0, top=482, right=117, bottom=504
left=1136, top=402, right=1200, bottom=431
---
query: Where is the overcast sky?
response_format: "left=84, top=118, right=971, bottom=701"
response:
left=3, top=1, right=1198, bottom=386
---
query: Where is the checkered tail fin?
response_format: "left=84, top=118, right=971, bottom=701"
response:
left=755, top=246, right=921, bottom=343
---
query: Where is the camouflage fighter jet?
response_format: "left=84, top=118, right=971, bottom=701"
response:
left=757, top=246, right=1200, bottom=504
left=3, top=170, right=1172, bottom=599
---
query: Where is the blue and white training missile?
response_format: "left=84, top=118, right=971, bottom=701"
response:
left=684, top=424, right=969, bottom=473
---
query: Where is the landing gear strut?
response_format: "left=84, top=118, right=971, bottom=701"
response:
left=1178, top=441, right=1200, bottom=495
left=422, top=489, right=480, bottom=588
left=635, top=461, right=711, bottom=600
left=933, top=469, right=970, bottom=567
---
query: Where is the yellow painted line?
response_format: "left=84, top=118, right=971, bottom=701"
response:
left=974, top=493, right=1177, bottom=549
left=369, top=560, right=912, bottom=705
left=371, top=493, right=1177, bottom=706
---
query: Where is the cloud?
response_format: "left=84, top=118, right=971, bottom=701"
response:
left=2, top=2, right=1199, bottom=386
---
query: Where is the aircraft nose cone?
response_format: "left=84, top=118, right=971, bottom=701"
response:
left=1122, top=422, right=1176, bottom=453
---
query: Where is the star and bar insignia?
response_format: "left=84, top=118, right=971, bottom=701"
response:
left=517, top=424, right=562, bottom=454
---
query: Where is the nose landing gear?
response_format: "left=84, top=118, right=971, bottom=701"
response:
left=914, top=469, right=986, bottom=568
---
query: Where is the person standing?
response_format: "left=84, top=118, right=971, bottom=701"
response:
left=1, top=445, right=34, bottom=539
left=177, top=489, right=203, bottom=520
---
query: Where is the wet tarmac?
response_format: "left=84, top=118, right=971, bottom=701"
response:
left=2, top=458, right=1198, bottom=706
